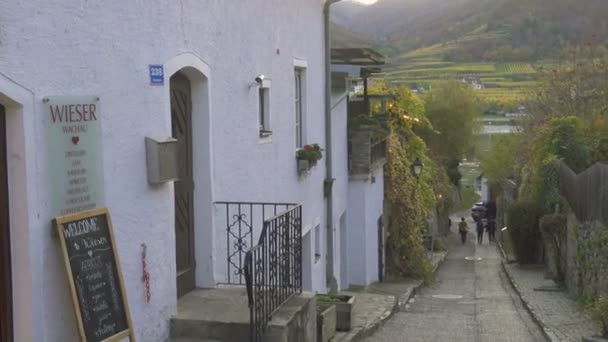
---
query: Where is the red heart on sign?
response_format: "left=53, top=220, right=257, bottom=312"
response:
left=72, top=136, right=80, bottom=145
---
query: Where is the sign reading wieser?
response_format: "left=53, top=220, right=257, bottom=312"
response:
left=45, top=96, right=105, bottom=216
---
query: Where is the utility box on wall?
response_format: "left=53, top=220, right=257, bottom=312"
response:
left=145, top=137, right=179, bottom=184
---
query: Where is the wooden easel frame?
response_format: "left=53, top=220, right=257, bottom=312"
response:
left=53, top=207, right=136, bottom=342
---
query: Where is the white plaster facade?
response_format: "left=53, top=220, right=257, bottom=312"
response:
left=0, top=0, right=331, bottom=341
left=330, top=66, right=386, bottom=289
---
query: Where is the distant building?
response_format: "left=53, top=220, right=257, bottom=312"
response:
left=462, top=75, right=483, bottom=90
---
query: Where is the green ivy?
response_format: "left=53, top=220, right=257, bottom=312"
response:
left=385, top=133, right=435, bottom=285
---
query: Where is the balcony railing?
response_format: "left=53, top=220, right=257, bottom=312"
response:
left=214, top=202, right=296, bottom=285
left=244, top=205, right=303, bottom=342
left=348, top=125, right=387, bottom=176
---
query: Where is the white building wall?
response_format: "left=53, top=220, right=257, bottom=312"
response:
left=346, top=169, right=384, bottom=286
left=0, top=0, right=326, bottom=340
left=331, top=87, right=350, bottom=290
left=346, top=181, right=367, bottom=285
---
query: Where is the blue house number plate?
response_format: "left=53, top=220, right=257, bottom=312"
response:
left=149, top=65, right=164, bottom=85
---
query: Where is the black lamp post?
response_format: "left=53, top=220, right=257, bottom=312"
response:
left=412, top=157, right=424, bottom=177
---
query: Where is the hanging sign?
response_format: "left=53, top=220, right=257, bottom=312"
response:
left=45, top=96, right=105, bottom=216
left=53, top=208, right=135, bottom=342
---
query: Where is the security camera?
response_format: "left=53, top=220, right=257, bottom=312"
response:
left=255, top=75, right=266, bottom=84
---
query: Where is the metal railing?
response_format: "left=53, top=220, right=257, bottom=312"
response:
left=215, top=202, right=295, bottom=285
left=244, top=205, right=303, bottom=342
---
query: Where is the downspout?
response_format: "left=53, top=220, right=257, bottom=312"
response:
left=324, top=0, right=342, bottom=294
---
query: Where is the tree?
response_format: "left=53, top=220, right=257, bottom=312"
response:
left=527, top=44, right=608, bottom=122
left=420, top=79, right=480, bottom=162
left=481, top=134, right=527, bottom=188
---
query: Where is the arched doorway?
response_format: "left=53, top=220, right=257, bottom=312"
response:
left=171, top=73, right=196, bottom=297
left=0, top=104, right=13, bottom=341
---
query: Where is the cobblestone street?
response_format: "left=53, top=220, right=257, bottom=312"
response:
left=364, top=219, right=547, bottom=342
left=503, top=264, right=599, bottom=341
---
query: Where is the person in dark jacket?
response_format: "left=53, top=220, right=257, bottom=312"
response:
left=476, top=219, right=485, bottom=245
left=458, top=217, right=469, bottom=244
left=487, top=219, right=496, bottom=242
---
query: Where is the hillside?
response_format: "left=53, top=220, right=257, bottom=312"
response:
left=330, top=23, right=373, bottom=49
left=332, top=0, right=608, bottom=59
left=330, top=0, right=608, bottom=107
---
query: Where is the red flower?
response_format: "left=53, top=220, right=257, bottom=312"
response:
left=303, top=145, right=313, bottom=151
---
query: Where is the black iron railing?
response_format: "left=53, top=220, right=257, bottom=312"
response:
left=244, top=205, right=303, bottom=342
left=215, top=202, right=295, bottom=285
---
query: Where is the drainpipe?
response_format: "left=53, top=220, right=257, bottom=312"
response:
left=324, top=0, right=342, bottom=294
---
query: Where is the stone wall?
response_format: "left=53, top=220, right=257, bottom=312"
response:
left=563, top=212, right=608, bottom=299
left=349, top=127, right=373, bottom=175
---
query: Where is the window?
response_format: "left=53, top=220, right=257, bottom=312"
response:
left=295, top=68, right=305, bottom=147
left=314, top=224, right=321, bottom=263
left=259, top=87, right=271, bottom=137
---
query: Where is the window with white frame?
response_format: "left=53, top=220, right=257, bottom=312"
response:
left=295, top=68, right=306, bottom=147
left=259, top=87, right=271, bottom=137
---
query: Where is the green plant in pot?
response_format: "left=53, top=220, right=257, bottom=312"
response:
left=296, top=143, right=323, bottom=168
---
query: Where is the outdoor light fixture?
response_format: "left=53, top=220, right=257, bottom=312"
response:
left=412, top=157, right=424, bottom=176
left=250, top=74, right=271, bottom=88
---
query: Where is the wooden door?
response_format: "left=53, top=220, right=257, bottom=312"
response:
left=0, top=104, right=12, bottom=341
left=170, top=73, right=196, bottom=297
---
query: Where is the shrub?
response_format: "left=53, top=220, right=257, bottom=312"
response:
left=589, top=295, right=608, bottom=338
left=507, top=200, right=544, bottom=264
left=539, top=214, right=567, bottom=281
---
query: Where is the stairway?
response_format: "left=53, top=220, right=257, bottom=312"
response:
left=171, top=287, right=250, bottom=342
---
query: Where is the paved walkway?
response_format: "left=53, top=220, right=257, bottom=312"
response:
left=503, top=264, right=600, bottom=341
left=333, top=252, right=447, bottom=341
left=364, top=217, right=547, bottom=342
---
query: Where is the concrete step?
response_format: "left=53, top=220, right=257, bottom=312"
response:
left=171, top=339, right=223, bottom=342
left=171, top=287, right=316, bottom=342
left=170, top=288, right=250, bottom=342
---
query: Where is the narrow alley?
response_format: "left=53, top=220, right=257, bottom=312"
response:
left=365, top=217, right=547, bottom=342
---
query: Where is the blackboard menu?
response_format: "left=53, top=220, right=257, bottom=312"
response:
left=54, top=208, right=134, bottom=342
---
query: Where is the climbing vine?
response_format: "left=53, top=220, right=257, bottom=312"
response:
left=385, top=133, right=435, bottom=284
left=364, top=82, right=455, bottom=284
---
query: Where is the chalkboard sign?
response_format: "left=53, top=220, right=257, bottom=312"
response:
left=53, top=208, right=135, bottom=342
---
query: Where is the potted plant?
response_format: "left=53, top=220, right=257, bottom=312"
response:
left=584, top=295, right=608, bottom=341
left=316, top=302, right=336, bottom=342
left=316, top=294, right=355, bottom=331
left=296, top=144, right=323, bottom=171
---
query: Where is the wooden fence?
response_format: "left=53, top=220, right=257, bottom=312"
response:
left=555, top=161, right=608, bottom=226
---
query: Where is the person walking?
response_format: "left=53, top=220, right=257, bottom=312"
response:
left=476, top=218, right=485, bottom=245
left=487, top=219, right=496, bottom=242
left=458, top=217, right=469, bottom=244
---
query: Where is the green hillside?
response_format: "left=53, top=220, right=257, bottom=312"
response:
left=331, top=0, right=608, bottom=107
left=383, top=32, right=542, bottom=107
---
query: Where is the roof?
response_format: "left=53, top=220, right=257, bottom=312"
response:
left=331, top=48, right=386, bottom=66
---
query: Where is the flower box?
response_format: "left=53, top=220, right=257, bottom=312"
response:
left=298, top=159, right=310, bottom=172
left=317, top=302, right=336, bottom=342
left=296, top=144, right=323, bottom=172
left=316, top=294, right=355, bottom=331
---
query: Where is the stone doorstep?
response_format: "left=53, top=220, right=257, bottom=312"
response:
left=171, top=287, right=316, bottom=342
